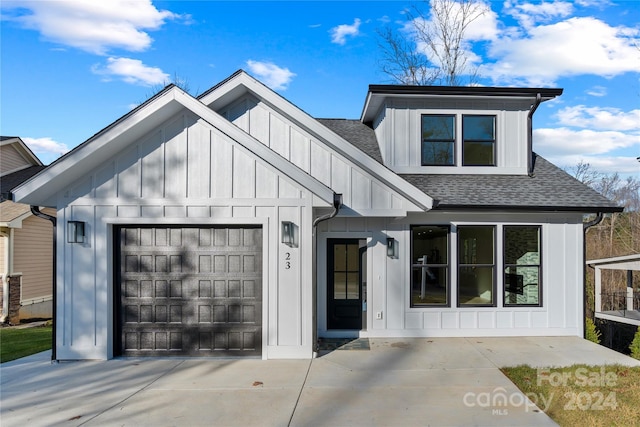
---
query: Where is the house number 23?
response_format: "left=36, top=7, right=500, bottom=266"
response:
left=285, top=252, right=291, bottom=269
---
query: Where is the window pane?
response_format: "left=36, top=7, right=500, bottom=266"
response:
left=422, top=141, right=454, bottom=165
left=505, top=227, right=540, bottom=265
left=459, top=266, right=494, bottom=305
left=463, top=115, right=495, bottom=141
left=411, top=225, right=449, bottom=306
left=422, top=115, right=455, bottom=166
left=463, top=141, right=494, bottom=166
left=422, top=115, right=455, bottom=141
left=346, top=273, right=359, bottom=300
left=333, top=273, right=346, bottom=299
left=413, top=226, right=448, bottom=264
left=412, top=266, right=447, bottom=305
left=504, top=267, right=539, bottom=305
left=458, top=226, right=494, bottom=265
left=334, top=244, right=346, bottom=271
left=346, top=244, right=359, bottom=271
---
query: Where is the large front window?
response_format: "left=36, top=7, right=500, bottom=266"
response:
left=411, top=226, right=449, bottom=306
left=458, top=226, right=495, bottom=306
left=504, top=226, right=541, bottom=306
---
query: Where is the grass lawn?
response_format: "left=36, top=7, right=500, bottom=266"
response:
left=502, top=364, right=640, bottom=427
left=0, top=324, right=52, bottom=363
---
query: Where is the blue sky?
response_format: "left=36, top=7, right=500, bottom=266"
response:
left=1, top=0, right=638, bottom=178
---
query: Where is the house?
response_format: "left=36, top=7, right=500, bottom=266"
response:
left=1, top=136, right=53, bottom=323
left=12, top=71, right=622, bottom=360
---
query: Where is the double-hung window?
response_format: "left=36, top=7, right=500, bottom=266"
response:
left=462, top=115, right=495, bottom=166
left=504, top=226, right=541, bottom=306
left=458, top=226, right=496, bottom=306
left=421, top=114, right=496, bottom=166
left=411, top=226, right=449, bottom=307
left=421, top=115, right=455, bottom=166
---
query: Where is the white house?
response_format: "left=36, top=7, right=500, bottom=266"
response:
left=12, top=71, right=622, bottom=360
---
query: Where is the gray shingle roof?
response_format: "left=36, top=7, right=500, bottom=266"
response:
left=318, top=119, right=622, bottom=213
left=1, top=165, right=47, bottom=202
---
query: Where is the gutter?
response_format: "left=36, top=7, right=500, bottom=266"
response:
left=311, top=193, right=343, bottom=356
left=30, top=206, right=57, bottom=362
left=527, top=93, right=542, bottom=176
left=583, top=212, right=604, bottom=339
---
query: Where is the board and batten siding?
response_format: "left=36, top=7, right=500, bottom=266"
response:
left=1, top=144, right=32, bottom=175
left=54, top=108, right=319, bottom=360
left=220, top=95, right=422, bottom=216
left=372, top=98, right=530, bottom=175
left=317, top=212, right=585, bottom=338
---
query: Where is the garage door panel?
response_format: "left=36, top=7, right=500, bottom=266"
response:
left=118, top=226, right=262, bottom=357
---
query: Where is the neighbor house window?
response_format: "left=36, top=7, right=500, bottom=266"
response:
left=411, top=226, right=449, bottom=306
left=458, top=226, right=495, bottom=306
left=504, top=226, right=541, bottom=306
left=421, top=115, right=455, bottom=166
left=462, top=115, right=495, bottom=166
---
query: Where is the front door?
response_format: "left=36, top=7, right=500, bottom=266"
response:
left=327, top=239, right=366, bottom=330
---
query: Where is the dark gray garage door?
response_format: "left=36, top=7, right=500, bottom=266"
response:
left=116, top=226, right=262, bottom=357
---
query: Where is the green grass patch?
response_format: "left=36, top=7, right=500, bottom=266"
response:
left=502, top=364, right=640, bottom=427
left=0, top=325, right=52, bottom=363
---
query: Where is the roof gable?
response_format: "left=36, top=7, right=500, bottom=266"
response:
left=0, top=136, right=43, bottom=176
left=199, top=70, right=433, bottom=211
left=12, top=85, right=335, bottom=207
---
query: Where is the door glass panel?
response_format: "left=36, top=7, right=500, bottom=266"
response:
left=333, top=272, right=346, bottom=299
left=346, top=244, right=359, bottom=271
left=347, top=272, right=359, bottom=299
left=334, top=244, right=347, bottom=271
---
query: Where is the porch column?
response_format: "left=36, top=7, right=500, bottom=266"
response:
left=594, top=266, right=602, bottom=313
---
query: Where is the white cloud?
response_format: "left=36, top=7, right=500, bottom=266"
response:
left=246, top=60, right=296, bottom=91
left=92, top=57, right=169, bottom=86
left=504, top=0, right=574, bottom=29
left=330, top=18, right=361, bottom=45
left=586, top=86, right=607, bottom=97
left=2, top=0, right=178, bottom=55
left=484, top=16, right=639, bottom=86
left=556, top=105, right=640, bottom=131
left=23, top=137, right=69, bottom=164
left=534, top=127, right=640, bottom=156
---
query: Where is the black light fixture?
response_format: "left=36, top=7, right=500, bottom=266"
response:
left=67, top=221, right=85, bottom=243
left=386, top=237, right=395, bottom=257
left=281, top=221, right=295, bottom=246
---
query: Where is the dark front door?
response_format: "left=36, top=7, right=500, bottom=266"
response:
left=327, top=239, right=366, bottom=330
left=115, top=226, right=262, bottom=357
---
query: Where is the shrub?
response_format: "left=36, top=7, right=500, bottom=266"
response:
left=585, top=317, right=601, bottom=344
left=630, top=327, right=640, bottom=360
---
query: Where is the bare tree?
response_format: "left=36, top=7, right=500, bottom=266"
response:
left=377, top=0, right=488, bottom=86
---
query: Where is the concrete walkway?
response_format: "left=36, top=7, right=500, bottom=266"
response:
left=1, top=337, right=638, bottom=427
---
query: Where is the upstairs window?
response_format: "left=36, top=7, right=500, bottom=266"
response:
left=463, top=115, right=495, bottom=166
left=421, top=115, right=455, bottom=166
left=421, top=114, right=496, bottom=167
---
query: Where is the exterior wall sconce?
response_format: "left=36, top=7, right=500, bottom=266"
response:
left=67, top=221, right=85, bottom=243
left=281, top=221, right=297, bottom=247
left=386, top=237, right=396, bottom=258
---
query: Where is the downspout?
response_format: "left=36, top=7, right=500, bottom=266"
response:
left=583, top=212, right=604, bottom=339
left=30, top=206, right=57, bottom=362
left=311, top=193, right=343, bottom=356
left=527, top=93, right=542, bottom=176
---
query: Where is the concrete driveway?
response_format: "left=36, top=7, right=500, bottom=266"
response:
left=1, top=337, right=638, bottom=427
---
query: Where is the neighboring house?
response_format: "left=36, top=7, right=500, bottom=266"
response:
left=12, top=71, right=622, bottom=360
left=1, top=136, right=53, bottom=323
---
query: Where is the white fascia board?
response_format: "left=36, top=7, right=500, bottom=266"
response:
left=174, top=91, right=335, bottom=206
left=12, top=88, right=185, bottom=206
left=200, top=72, right=433, bottom=211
